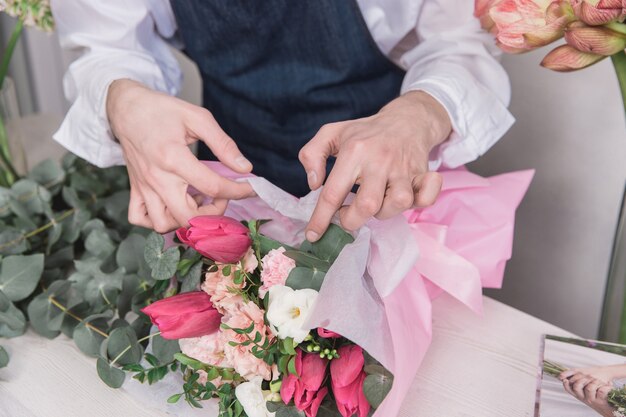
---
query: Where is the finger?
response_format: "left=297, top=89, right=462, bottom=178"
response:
left=142, top=188, right=180, bottom=233
left=563, top=378, right=575, bottom=397
left=572, top=377, right=591, bottom=399
left=584, top=379, right=603, bottom=402
left=299, top=123, right=343, bottom=190
left=186, top=108, right=253, bottom=173
left=306, top=155, right=356, bottom=242
left=560, top=370, right=576, bottom=380
left=338, top=172, right=386, bottom=231
left=128, top=183, right=153, bottom=229
left=197, top=198, right=229, bottom=216
left=568, top=373, right=588, bottom=384
left=173, top=150, right=255, bottom=200
left=376, top=178, right=414, bottom=220
left=597, top=385, right=612, bottom=400
left=413, top=172, right=443, bottom=208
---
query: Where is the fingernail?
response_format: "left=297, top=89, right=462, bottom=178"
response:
left=307, top=170, right=318, bottom=187
left=306, top=230, right=319, bottom=242
left=236, top=156, right=252, bottom=170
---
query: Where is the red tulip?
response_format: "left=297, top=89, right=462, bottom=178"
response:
left=330, top=345, right=370, bottom=417
left=281, top=349, right=329, bottom=417
left=141, top=292, right=221, bottom=339
left=176, top=215, right=252, bottom=263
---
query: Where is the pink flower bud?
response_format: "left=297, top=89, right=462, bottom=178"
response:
left=572, top=0, right=625, bottom=25
left=176, top=215, right=252, bottom=264
left=330, top=346, right=370, bottom=417
left=141, top=291, right=221, bottom=339
left=564, top=21, right=626, bottom=55
left=541, top=44, right=606, bottom=71
left=281, top=349, right=329, bottom=417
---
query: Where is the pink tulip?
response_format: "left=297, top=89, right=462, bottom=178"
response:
left=317, top=328, right=342, bottom=339
left=541, top=43, right=606, bottom=70
left=141, top=292, right=221, bottom=339
left=176, top=215, right=252, bottom=264
left=330, top=345, right=370, bottom=417
left=281, top=349, right=329, bottom=417
left=475, top=0, right=574, bottom=53
left=564, top=21, right=626, bottom=55
left=571, top=0, right=626, bottom=25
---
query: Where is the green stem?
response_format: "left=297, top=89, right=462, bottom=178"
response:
left=110, top=332, right=161, bottom=367
left=611, top=51, right=626, bottom=118
left=0, top=208, right=76, bottom=252
left=0, top=19, right=23, bottom=90
left=0, top=116, right=19, bottom=183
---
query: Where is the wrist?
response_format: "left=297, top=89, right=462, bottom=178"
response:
left=106, top=79, right=147, bottom=138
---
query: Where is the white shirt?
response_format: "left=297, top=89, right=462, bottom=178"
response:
left=51, top=0, right=515, bottom=170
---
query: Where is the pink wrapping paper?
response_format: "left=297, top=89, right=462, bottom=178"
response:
left=202, top=162, right=534, bottom=416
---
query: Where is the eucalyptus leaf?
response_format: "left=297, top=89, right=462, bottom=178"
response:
left=0, top=188, right=11, bottom=218
left=107, top=326, right=143, bottom=366
left=0, top=345, right=8, bottom=368
left=73, top=313, right=111, bottom=357
left=0, top=227, right=28, bottom=255
left=285, top=267, right=326, bottom=292
left=144, top=233, right=180, bottom=280
left=27, top=280, right=72, bottom=339
left=8, top=197, right=37, bottom=228
left=0, top=254, right=45, bottom=301
left=102, top=190, right=130, bottom=226
left=85, top=228, right=117, bottom=259
left=60, top=301, right=92, bottom=337
left=96, top=357, right=125, bottom=388
left=363, top=372, right=394, bottom=408
left=116, top=234, right=148, bottom=275
left=299, top=224, right=353, bottom=264
left=180, top=261, right=202, bottom=293
left=0, top=291, right=27, bottom=338
left=11, top=179, right=51, bottom=215
left=28, top=159, right=65, bottom=192
left=118, top=274, right=140, bottom=319
left=275, top=406, right=306, bottom=417
left=283, top=250, right=329, bottom=272
left=152, top=334, right=180, bottom=364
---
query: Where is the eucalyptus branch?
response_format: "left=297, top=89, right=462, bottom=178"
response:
left=0, top=208, right=75, bottom=252
left=110, top=332, right=161, bottom=367
left=48, top=296, right=109, bottom=339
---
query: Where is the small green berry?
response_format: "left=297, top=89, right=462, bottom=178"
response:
left=313, top=345, right=321, bottom=352
left=319, top=352, right=326, bottom=359
left=307, top=345, right=314, bottom=352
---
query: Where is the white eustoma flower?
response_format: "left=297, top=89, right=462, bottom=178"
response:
left=266, top=285, right=318, bottom=343
left=235, top=377, right=275, bottom=417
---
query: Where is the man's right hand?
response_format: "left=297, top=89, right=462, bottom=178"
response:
left=106, top=79, right=254, bottom=233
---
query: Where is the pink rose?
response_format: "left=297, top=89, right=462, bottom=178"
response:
left=330, top=345, right=370, bottom=417
left=220, top=301, right=273, bottom=381
left=281, top=349, right=329, bottom=417
left=176, top=215, right=252, bottom=264
left=141, top=292, right=221, bottom=340
left=259, top=247, right=296, bottom=298
left=179, top=332, right=233, bottom=386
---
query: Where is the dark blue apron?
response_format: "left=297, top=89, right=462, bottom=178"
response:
left=170, top=0, right=405, bottom=196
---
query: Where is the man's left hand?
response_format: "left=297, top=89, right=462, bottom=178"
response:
left=300, top=91, right=452, bottom=242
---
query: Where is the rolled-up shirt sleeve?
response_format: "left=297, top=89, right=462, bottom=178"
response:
left=51, top=0, right=182, bottom=167
left=400, top=0, right=515, bottom=169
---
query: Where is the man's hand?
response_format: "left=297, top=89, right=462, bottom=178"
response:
left=561, top=373, right=616, bottom=417
left=107, top=80, right=254, bottom=233
left=300, top=91, right=452, bottom=242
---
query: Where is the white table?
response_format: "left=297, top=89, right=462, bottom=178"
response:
left=0, top=295, right=572, bottom=417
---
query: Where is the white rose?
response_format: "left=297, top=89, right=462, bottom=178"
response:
left=235, top=377, right=275, bottom=417
left=266, top=285, right=318, bottom=343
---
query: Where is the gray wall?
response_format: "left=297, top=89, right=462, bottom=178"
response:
left=475, top=47, right=626, bottom=338
left=4, top=17, right=625, bottom=337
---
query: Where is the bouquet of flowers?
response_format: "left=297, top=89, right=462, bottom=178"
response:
left=140, top=215, right=390, bottom=417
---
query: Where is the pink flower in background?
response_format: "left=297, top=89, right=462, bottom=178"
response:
left=330, top=345, right=370, bottom=417
left=475, top=0, right=574, bottom=53
left=141, top=292, right=221, bottom=340
left=281, top=349, right=329, bottom=417
left=221, top=301, right=273, bottom=381
left=571, top=0, right=626, bottom=25
left=179, top=333, right=233, bottom=385
left=317, top=328, right=342, bottom=339
left=177, top=215, right=252, bottom=264
left=259, top=247, right=296, bottom=298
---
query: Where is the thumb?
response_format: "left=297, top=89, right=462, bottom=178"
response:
left=299, top=123, right=343, bottom=190
left=187, top=108, right=253, bottom=174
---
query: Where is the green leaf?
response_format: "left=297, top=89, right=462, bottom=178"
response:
left=283, top=250, right=330, bottom=272
left=167, top=393, right=183, bottom=404
left=0, top=227, right=28, bottom=255
left=0, top=291, right=27, bottom=338
left=27, top=280, right=71, bottom=339
left=258, top=235, right=284, bottom=257
left=96, top=357, right=125, bottom=388
left=174, top=352, right=205, bottom=371
left=28, top=159, right=65, bottom=192
left=107, top=326, right=143, bottom=366
left=300, top=224, right=353, bottom=263
left=0, top=254, right=44, bottom=301
left=0, top=188, right=11, bottom=218
left=11, top=179, right=52, bottom=215
left=180, top=261, right=202, bottom=293
left=0, top=345, right=8, bottom=368
left=144, top=233, right=180, bottom=280
left=363, top=372, right=394, bottom=408
left=60, top=302, right=91, bottom=337
left=275, top=405, right=306, bottom=417
left=285, top=267, right=326, bottom=292
left=116, top=234, right=148, bottom=275
left=70, top=259, right=124, bottom=307
left=152, top=334, right=180, bottom=364
left=281, top=338, right=297, bottom=356
left=117, top=274, right=140, bottom=319
left=102, top=190, right=130, bottom=225
left=85, top=229, right=117, bottom=259
left=73, top=313, right=111, bottom=357
left=287, top=355, right=298, bottom=376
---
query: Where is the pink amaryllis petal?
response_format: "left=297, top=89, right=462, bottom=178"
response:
left=141, top=292, right=221, bottom=339
left=541, top=44, right=606, bottom=71
left=572, top=0, right=625, bottom=25
left=564, top=21, right=626, bottom=55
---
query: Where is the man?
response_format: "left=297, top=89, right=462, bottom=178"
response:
left=51, top=0, right=513, bottom=242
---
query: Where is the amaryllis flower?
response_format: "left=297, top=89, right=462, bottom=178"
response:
left=281, top=349, right=329, bottom=417
left=141, top=291, right=221, bottom=339
left=330, top=345, right=370, bottom=417
left=176, top=215, right=252, bottom=264
left=564, top=20, right=626, bottom=55
left=541, top=43, right=606, bottom=70
left=571, top=0, right=626, bottom=26
left=475, top=0, right=575, bottom=53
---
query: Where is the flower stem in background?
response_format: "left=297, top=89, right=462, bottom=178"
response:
left=612, top=51, right=626, bottom=118
left=0, top=117, right=19, bottom=185
left=0, top=18, right=23, bottom=90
